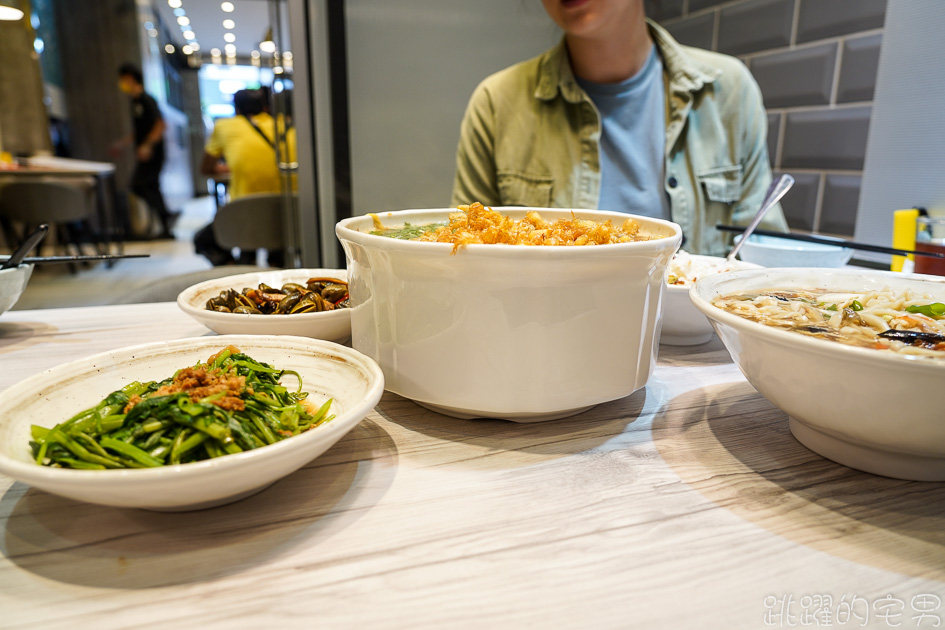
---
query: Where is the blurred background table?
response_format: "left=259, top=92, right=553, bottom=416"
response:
left=0, top=303, right=942, bottom=629
left=0, top=156, right=121, bottom=257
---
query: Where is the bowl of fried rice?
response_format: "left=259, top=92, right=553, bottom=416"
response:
left=335, top=203, right=682, bottom=421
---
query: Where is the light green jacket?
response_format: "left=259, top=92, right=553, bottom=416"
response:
left=451, top=20, right=788, bottom=256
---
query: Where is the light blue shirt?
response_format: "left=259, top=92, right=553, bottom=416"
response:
left=576, top=45, right=671, bottom=220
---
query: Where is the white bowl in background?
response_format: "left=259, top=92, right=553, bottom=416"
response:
left=735, top=234, right=853, bottom=268
left=0, top=264, right=33, bottom=316
left=691, top=267, right=945, bottom=481
left=336, top=207, right=682, bottom=421
left=660, top=253, right=759, bottom=346
left=0, top=335, right=384, bottom=510
left=177, top=268, right=350, bottom=341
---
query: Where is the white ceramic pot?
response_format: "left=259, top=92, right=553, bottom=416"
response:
left=336, top=207, right=682, bottom=421
left=691, top=267, right=945, bottom=480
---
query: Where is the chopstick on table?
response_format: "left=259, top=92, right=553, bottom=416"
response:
left=3, top=254, right=151, bottom=264
left=715, top=225, right=945, bottom=259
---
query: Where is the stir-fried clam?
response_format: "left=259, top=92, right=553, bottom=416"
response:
left=205, top=278, right=349, bottom=314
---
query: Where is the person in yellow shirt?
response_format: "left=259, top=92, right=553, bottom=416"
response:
left=195, top=88, right=295, bottom=265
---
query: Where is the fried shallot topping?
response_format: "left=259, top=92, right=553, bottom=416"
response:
left=416, top=203, right=659, bottom=252
left=125, top=346, right=253, bottom=412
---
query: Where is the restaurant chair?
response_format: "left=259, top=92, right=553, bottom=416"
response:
left=212, top=193, right=288, bottom=253
left=0, top=180, right=96, bottom=262
left=211, top=193, right=290, bottom=267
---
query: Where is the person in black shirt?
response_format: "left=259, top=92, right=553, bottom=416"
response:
left=115, top=64, right=176, bottom=239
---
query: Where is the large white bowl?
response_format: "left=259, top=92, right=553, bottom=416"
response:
left=735, top=234, right=853, bottom=267
left=691, top=267, right=945, bottom=480
left=336, top=207, right=682, bottom=421
left=0, top=335, right=384, bottom=510
left=0, top=264, right=33, bottom=316
left=661, top=254, right=759, bottom=346
left=177, top=268, right=351, bottom=341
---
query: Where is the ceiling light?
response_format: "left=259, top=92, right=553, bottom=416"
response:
left=182, top=45, right=193, bottom=55
left=282, top=51, right=292, bottom=61
left=259, top=25, right=277, bottom=53
left=148, top=28, right=158, bottom=38
left=223, top=32, right=235, bottom=43
left=224, top=43, right=236, bottom=54
left=221, top=2, right=234, bottom=12
left=177, top=16, right=189, bottom=26
left=183, top=30, right=196, bottom=40
left=210, top=48, right=222, bottom=58
left=222, top=19, right=234, bottom=29
left=168, top=0, right=182, bottom=8
left=250, top=50, right=260, bottom=59
left=165, top=44, right=175, bottom=54
left=0, top=0, right=24, bottom=20
left=189, top=42, right=200, bottom=50
left=144, top=21, right=153, bottom=30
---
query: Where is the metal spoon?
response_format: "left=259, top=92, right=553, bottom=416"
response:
left=1, top=224, right=49, bottom=270
left=726, top=174, right=795, bottom=262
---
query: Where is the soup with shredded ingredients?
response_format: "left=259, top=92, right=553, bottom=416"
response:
left=713, top=287, right=945, bottom=358
left=368, top=202, right=661, bottom=252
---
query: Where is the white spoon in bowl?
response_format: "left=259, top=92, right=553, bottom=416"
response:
left=725, top=174, right=795, bottom=262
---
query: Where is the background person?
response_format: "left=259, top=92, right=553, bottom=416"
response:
left=114, top=63, right=177, bottom=240
left=451, top=0, right=788, bottom=256
left=195, top=88, right=295, bottom=266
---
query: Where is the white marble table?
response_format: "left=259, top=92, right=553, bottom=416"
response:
left=0, top=303, right=942, bottom=629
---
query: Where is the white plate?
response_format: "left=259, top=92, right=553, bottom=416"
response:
left=177, top=268, right=351, bottom=341
left=0, top=335, right=384, bottom=510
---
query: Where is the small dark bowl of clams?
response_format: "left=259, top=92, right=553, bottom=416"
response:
left=177, top=269, right=352, bottom=341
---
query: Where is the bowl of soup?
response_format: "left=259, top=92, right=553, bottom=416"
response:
left=336, top=204, right=682, bottom=421
left=690, top=267, right=945, bottom=480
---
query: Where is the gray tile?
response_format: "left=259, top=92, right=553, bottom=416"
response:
left=776, top=171, right=820, bottom=231
left=797, top=0, right=886, bottom=43
left=767, top=112, right=782, bottom=167
left=646, top=0, right=685, bottom=21
left=819, top=174, right=860, bottom=235
left=781, top=107, right=872, bottom=170
left=718, top=0, right=796, bottom=56
left=837, top=33, right=882, bottom=103
left=688, top=0, right=728, bottom=12
left=750, top=43, right=838, bottom=108
left=664, top=12, right=715, bottom=51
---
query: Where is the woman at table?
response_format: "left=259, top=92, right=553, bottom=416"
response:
left=450, top=0, right=788, bottom=256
